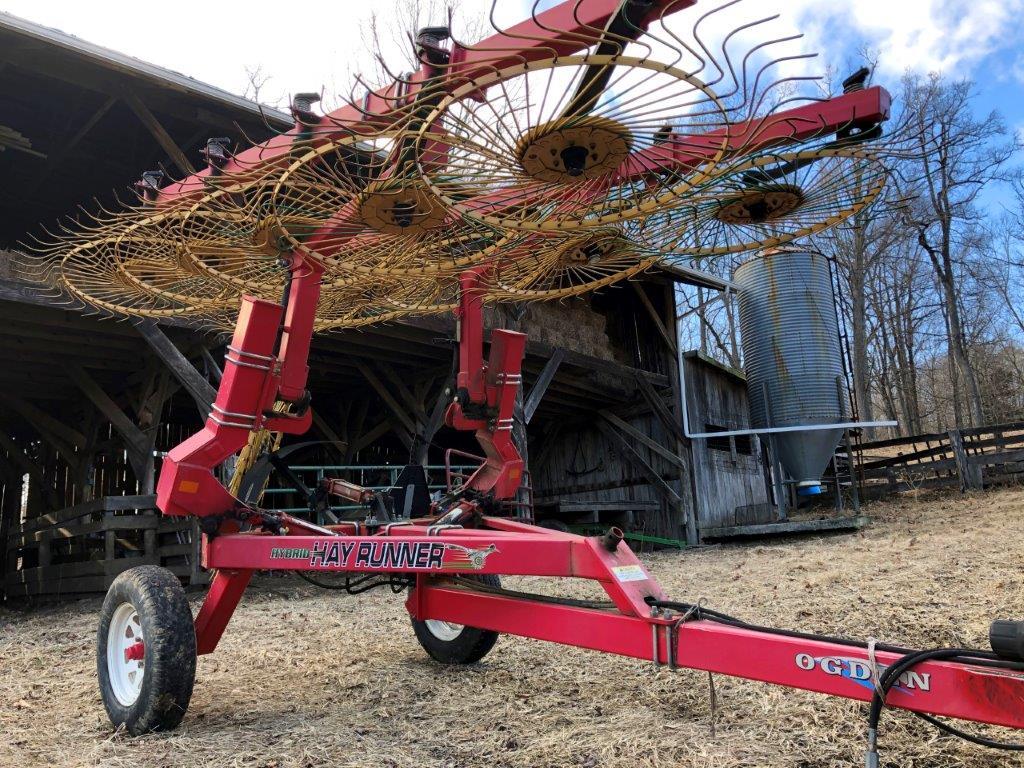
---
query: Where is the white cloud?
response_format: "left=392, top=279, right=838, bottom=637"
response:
left=784, top=0, right=1024, bottom=77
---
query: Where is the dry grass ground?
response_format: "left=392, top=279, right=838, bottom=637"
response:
left=3, top=488, right=1024, bottom=768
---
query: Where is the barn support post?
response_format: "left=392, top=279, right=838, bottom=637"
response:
left=0, top=395, right=113, bottom=507
left=0, top=457, right=23, bottom=593
left=132, top=318, right=216, bottom=418
left=122, top=86, right=197, bottom=176
left=70, top=365, right=151, bottom=485
left=532, top=421, right=564, bottom=474
left=70, top=364, right=174, bottom=495
left=0, top=397, right=78, bottom=506
left=633, top=370, right=687, bottom=445
left=511, top=382, right=532, bottom=514
left=311, top=411, right=346, bottom=456
left=343, top=400, right=370, bottom=463
left=0, top=393, right=86, bottom=462
left=524, top=349, right=565, bottom=426
left=631, top=368, right=695, bottom=543
left=377, top=362, right=426, bottom=424
left=379, top=363, right=451, bottom=467
left=599, top=410, right=688, bottom=469
left=142, top=509, right=157, bottom=559
left=356, top=361, right=417, bottom=449
left=632, top=282, right=677, bottom=355
left=596, top=418, right=685, bottom=539
left=415, top=379, right=453, bottom=466
left=347, top=417, right=393, bottom=463
left=665, top=284, right=698, bottom=545
left=131, top=365, right=176, bottom=495
left=73, top=412, right=102, bottom=503
left=0, top=430, right=60, bottom=511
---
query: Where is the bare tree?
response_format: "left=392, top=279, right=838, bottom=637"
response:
left=241, top=64, right=287, bottom=109
left=356, top=0, right=488, bottom=90
left=823, top=188, right=904, bottom=435
left=899, top=74, right=1021, bottom=428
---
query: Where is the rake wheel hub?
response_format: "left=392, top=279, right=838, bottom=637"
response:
left=715, top=185, right=805, bottom=225
left=359, top=182, right=446, bottom=236
left=556, top=232, right=622, bottom=266
left=251, top=218, right=287, bottom=257
left=516, top=116, right=632, bottom=184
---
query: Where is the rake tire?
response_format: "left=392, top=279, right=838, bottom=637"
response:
left=97, top=565, right=196, bottom=735
left=411, top=574, right=501, bottom=664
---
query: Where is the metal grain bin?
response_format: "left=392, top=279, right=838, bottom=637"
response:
left=734, top=249, right=846, bottom=494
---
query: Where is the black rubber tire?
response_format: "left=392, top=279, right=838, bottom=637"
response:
left=97, top=565, right=196, bottom=735
left=411, top=574, right=501, bottom=664
left=538, top=518, right=571, bottom=533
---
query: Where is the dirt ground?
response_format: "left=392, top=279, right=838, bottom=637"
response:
left=3, top=488, right=1024, bottom=768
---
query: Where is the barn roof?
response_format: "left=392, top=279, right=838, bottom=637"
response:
left=683, top=349, right=746, bottom=384
left=0, top=11, right=292, bottom=247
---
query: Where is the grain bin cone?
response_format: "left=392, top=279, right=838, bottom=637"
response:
left=768, top=429, right=845, bottom=496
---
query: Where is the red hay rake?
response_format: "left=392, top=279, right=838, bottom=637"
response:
left=26, top=0, right=1024, bottom=761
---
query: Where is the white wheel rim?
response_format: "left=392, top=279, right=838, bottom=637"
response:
left=107, top=602, right=145, bottom=706
left=425, top=619, right=465, bottom=642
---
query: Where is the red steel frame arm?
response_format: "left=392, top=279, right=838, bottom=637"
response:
left=413, top=583, right=1024, bottom=730
left=444, top=269, right=527, bottom=499
left=156, top=252, right=322, bottom=518
left=614, top=86, right=892, bottom=181
left=448, top=0, right=696, bottom=74
left=276, top=254, right=323, bottom=402
left=455, top=270, right=487, bottom=403
left=192, top=518, right=1024, bottom=729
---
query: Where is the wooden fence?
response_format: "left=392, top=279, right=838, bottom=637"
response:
left=4, top=495, right=206, bottom=599
left=839, top=421, right=1024, bottom=499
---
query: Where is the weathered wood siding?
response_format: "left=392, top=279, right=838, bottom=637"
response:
left=530, top=410, right=694, bottom=542
left=4, top=495, right=206, bottom=599
left=683, top=354, right=771, bottom=532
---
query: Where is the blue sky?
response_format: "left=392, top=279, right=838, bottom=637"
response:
left=784, top=0, right=1024, bottom=159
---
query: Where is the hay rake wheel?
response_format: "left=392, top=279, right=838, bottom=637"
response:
left=269, top=132, right=516, bottom=281
left=174, top=177, right=296, bottom=299
left=57, top=232, right=241, bottom=321
left=311, top=280, right=445, bottom=331
left=629, top=146, right=890, bottom=259
left=412, top=54, right=732, bottom=233
left=487, top=229, right=658, bottom=301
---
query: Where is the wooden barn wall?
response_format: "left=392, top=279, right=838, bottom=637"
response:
left=684, top=359, right=770, bottom=532
left=13, top=420, right=200, bottom=516
left=530, top=411, right=693, bottom=541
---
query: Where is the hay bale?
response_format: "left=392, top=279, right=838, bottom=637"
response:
left=521, top=299, right=628, bottom=363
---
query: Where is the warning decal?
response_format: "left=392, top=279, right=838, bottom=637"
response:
left=611, top=564, right=648, bottom=583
